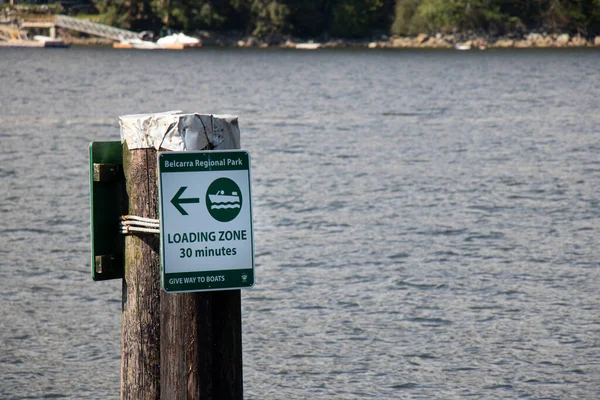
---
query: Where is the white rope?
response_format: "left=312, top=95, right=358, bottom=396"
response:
left=121, top=225, right=160, bottom=234
left=121, top=215, right=159, bottom=224
left=121, top=219, right=160, bottom=228
left=120, top=215, right=160, bottom=235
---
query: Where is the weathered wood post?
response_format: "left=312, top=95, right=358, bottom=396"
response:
left=119, top=112, right=243, bottom=400
left=120, top=138, right=161, bottom=400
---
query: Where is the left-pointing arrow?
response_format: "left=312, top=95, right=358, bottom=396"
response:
left=171, top=186, right=200, bottom=215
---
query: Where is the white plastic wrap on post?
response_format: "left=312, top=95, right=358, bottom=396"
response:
left=119, top=110, right=240, bottom=151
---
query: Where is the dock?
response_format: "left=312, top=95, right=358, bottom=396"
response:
left=0, top=22, right=68, bottom=47
left=1, top=15, right=200, bottom=50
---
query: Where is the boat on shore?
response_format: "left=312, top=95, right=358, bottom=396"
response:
left=157, top=32, right=201, bottom=49
left=295, top=42, right=321, bottom=50
left=113, top=38, right=160, bottom=49
left=113, top=32, right=201, bottom=50
left=454, top=44, right=471, bottom=50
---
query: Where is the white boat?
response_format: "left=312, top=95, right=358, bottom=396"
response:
left=209, top=190, right=240, bottom=204
left=129, top=38, right=161, bottom=49
left=157, top=32, right=201, bottom=48
left=114, top=33, right=201, bottom=50
left=454, top=44, right=471, bottom=50
left=295, top=42, right=321, bottom=50
left=114, top=38, right=160, bottom=49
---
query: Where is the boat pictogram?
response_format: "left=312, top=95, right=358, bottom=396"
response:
left=209, top=190, right=240, bottom=209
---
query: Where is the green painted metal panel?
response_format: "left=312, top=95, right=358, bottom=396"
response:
left=89, top=141, right=125, bottom=281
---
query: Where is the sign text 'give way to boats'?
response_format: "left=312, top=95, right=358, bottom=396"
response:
left=158, top=150, right=254, bottom=293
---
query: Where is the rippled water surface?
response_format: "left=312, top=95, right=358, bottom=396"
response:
left=1, top=47, right=599, bottom=399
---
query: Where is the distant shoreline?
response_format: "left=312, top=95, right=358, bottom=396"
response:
left=62, top=32, right=600, bottom=50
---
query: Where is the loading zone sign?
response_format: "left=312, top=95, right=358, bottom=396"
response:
left=158, top=150, right=254, bottom=293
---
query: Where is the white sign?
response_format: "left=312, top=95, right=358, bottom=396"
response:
left=158, top=150, right=254, bottom=292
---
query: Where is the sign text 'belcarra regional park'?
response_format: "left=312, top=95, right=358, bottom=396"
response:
left=158, top=150, right=254, bottom=293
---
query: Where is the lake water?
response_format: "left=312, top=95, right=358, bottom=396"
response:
left=1, top=46, right=599, bottom=399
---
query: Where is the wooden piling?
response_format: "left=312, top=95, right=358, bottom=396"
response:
left=121, top=142, right=161, bottom=400
left=120, top=113, right=243, bottom=400
left=160, top=289, right=242, bottom=399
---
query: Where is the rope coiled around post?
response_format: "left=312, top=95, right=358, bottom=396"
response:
left=120, top=215, right=160, bottom=234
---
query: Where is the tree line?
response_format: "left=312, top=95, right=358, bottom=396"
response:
left=89, top=0, right=600, bottom=39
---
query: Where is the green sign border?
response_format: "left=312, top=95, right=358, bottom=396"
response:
left=158, top=150, right=254, bottom=293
